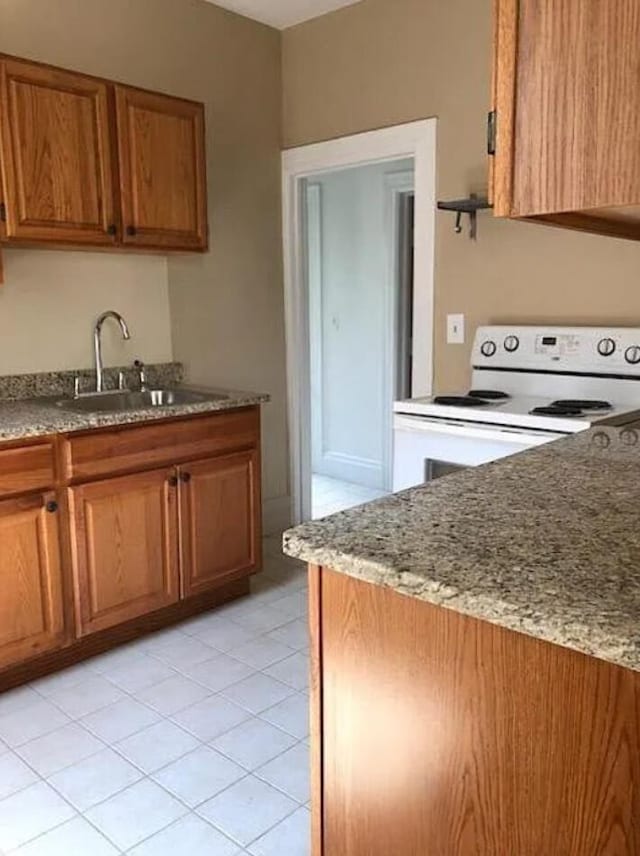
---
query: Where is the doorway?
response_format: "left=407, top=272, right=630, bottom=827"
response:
left=305, top=160, right=414, bottom=518
left=282, top=120, right=436, bottom=524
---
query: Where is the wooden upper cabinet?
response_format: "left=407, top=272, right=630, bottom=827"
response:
left=68, top=468, right=180, bottom=636
left=0, top=493, right=65, bottom=670
left=179, top=451, right=260, bottom=598
left=115, top=86, right=208, bottom=250
left=491, top=0, right=640, bottom=241
left=0, top=58, right=116, bottom=244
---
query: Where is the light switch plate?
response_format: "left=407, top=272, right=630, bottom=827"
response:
left=447, top=314, right=465, bottom=344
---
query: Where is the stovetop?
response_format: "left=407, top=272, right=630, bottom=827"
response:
left=395, top=391, right=640, bottom=434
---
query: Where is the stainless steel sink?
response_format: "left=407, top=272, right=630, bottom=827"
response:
left=56, top=388, right=228, bottom=414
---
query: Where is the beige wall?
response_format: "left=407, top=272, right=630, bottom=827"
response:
left=0, top=250, right=172, bottom=374
left=1, top=0, right=289, bottom=525
left=282, top=0, right=640, bottom=392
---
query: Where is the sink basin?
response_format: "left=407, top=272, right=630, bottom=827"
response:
left=56, top=388, right=229, bottom=414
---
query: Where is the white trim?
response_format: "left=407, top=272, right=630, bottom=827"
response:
left=282, top=119, right=437, bottom=525
left=383, top=167, right=415, bottom=491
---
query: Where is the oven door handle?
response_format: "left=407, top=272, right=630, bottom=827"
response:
left=393, top=414, right=566, bottom=445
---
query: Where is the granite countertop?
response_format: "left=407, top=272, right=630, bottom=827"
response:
left=0, top=376, right=268, bottom=442
left=284, top=424, right=640, bottom=672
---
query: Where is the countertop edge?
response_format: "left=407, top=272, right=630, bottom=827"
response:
left=283, top=532, right=639, bottom=673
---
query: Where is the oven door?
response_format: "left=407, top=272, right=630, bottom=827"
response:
left=392, top=414, right=567, bottom=491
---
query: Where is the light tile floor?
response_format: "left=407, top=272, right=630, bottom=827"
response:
left=0, top=537, right=310, bottom=856
left=312, top=473, right=388, bottom=520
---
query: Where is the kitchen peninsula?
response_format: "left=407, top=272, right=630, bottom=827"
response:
left=284, top=424, right=640, bottom=855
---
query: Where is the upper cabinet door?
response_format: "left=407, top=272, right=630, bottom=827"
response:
left=0, top=58, right=117, bottom=244
left=491, top=0, right=640, bottom=240
left=115, top=86, right=208, bottom=251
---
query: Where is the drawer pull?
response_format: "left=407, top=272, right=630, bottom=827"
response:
left=46, top=500, right=58, bottom=513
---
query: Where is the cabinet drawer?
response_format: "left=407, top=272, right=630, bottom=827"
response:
left=0, top=443, right=56, bottom=498
left=61, top=408, right=260, bottom=482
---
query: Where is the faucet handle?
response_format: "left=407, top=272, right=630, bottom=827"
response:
left=134, top=359, right=147, bottom=391
left=117, top=371, right=126, bottom=391
left=74, top=375, right=81, bottom=399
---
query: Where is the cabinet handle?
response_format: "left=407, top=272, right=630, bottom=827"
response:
left=126, top=225, right=137, bottom=237
left=180, top=472, right=192, bottom=483
left=107, top=224, right=117, bottom=236
left=45, top=500, right=58, bottom=513
left=487, top=109, right=497, bottom=156
left=168, top=475, right=178, bottom=487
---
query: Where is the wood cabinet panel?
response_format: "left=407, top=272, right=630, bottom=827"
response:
left=179, top=450, right=260, bottom=597
left=0, top=58, right=116, bottom=244
left=61, top=408, right=259, bottom=482
left=69, top=468, right=180, bottom=636
left=0, top=442, right=55, bottom=499
left=0, top=493, right=65, bottom=669
left=115, top=85, right=207, bottom=250
left=512, top=0, right=640, bottom=218
left=492, top=0, right=640, bottom=239
left=317, top=568, right=640, bottom=856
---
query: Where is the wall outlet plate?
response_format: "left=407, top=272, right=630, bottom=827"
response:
left=447, top=314, right=465, bottom=344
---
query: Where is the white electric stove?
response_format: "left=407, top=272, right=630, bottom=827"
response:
left=393, top=325, right=640, bottom=490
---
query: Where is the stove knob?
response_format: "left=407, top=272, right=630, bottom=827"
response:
left=504, top=335, right=520, bottom=353
left=620, top=428, right=639, bottom=446
left=625, top=345, right=640, bottom=365
left=597, top=337, right=616, bottom=357
left=480, top=340, right=497, bottom=358
left=591, top=431, right=611, bottom=450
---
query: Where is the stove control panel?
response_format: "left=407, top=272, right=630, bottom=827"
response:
left=472, top=326, right=640, bottom=375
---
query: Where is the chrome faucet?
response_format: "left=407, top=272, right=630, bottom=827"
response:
left=94, top=311, right=131, bottom=393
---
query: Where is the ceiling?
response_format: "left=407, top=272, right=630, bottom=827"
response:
left=206, top=0, right=363, bottom=29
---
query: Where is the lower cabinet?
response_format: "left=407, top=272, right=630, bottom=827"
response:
left=0, top=492, right=65, bottom=669
left=0, top=408, right=262, bottom=679
left=69, top=468, right=180, bottom=636
left=179, top=450, right=260, bottom=597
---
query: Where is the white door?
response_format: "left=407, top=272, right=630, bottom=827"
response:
left=307, top=159, right=414, bottom=491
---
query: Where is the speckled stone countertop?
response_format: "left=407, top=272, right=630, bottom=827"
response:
left=284, top=424, right=640, bottom=672
left=0, top=384, right=269, bottom=442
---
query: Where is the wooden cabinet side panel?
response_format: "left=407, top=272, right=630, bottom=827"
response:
left=512, top=0, right=640, bottom=217
left=180, top=449, right=260, bottom=596
left=319, top=570, right=640, bottom=856
left=0, top=493, right=65, bottom=669
left=309, top=565, right=323, bottom=856
left=491, top=0, right=519, bottom=216
left=69, top=468, right=180, bottom=636
left=0, top=58, right=116, bottom=243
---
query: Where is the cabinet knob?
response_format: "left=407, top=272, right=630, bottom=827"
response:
left=107, top=224, right=117, bottom=236
left=126, top=225, right=137, bottom=237
left=180, top=472, right=192, bottom=484
left=168, top=475, right=178, bottom=487
left=45, top=500, right=58, bottom=513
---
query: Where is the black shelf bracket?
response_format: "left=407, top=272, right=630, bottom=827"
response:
left=437, top=194, right=493, bottom=240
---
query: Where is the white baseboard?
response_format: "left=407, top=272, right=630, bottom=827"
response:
left=317, top=451, right=384, bottom=490
left=262, top=495, right=293, bottom=536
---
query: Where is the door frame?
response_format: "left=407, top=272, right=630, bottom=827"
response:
left=282, top=119, right=437, bottom=524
